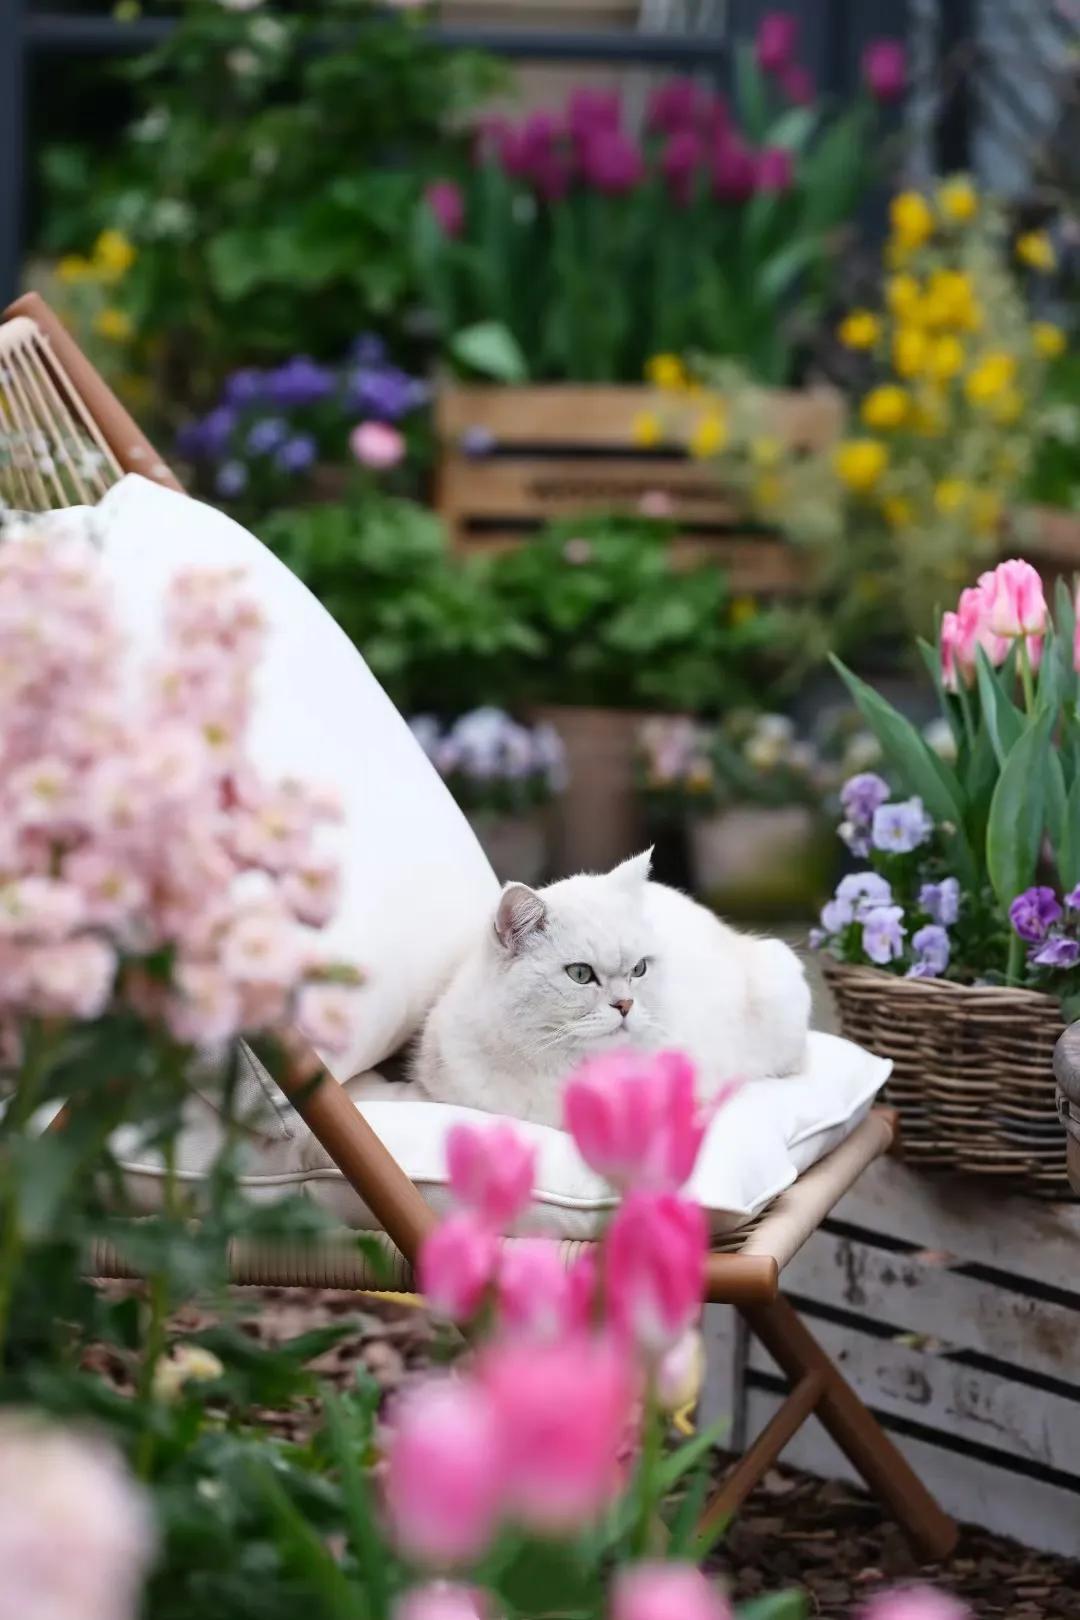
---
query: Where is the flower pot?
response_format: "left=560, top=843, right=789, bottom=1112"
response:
left=688, top=805, right=830, bottom=921
left=824, top=958, right=1071, bottom=1199
left=466, top=808, right=550, bottom=886
left=533, top=705, right=649, bottom=876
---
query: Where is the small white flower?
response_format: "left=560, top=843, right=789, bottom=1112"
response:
left=152, top=1345, right=225, bottom=1403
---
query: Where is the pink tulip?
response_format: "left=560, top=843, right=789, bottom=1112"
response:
left=605, top=1191, right=706, bottom=1356
left=417, top=1212, right=498, bottom=1322
left=945, top=583, right=1009, bottom=686
left=859, top=1590, right=971, bottom=1620
left=350, top=420, right=405, bottom=470
left=563, top=1048, right=718, bottom=1192
left=711, top=137, right=757, bottom=203
left=425, top=180, right=464, bottom=238
left=863, top=40, right=906, bottom=102
left=755, top=12, right=798, bottom=74
left=655, top=1328, right=705, bottom=1414
left=497, top=1240, right=572, bottom=1339
left=978, top=559, right=1048, bottom=638
left=780, top=63, right=815, bottom=105
left=477, top=1335, right=637, bottom=1533
left=611, top=1563, right=734, bottom=1620
left=394, top=1585, right=487, bottom=1620
left=940, top=610, right=962, bottom=693
left=384, top=1379, right=505, bottom=1566
left=446, top=1121, right=536, bottom=1227
left=755, top=146, right=794, bottom=194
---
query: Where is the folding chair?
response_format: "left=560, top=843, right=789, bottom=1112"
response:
left=0, top=291, right=958, bottom=1562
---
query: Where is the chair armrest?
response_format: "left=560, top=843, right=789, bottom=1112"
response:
left=1053, top=1021, right=1080, bottom=1105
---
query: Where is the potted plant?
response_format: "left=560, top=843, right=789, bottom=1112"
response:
left=814, top=556, right=1080, bottom=1195
left=411, top=708, right=566, bottom=883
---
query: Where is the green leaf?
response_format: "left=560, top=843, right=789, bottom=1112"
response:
left=1058, top=772, right=1080, bottom=891
left=986, top=711, right=1054, bottom=910
left=1055, top=576, right=1078, bottom=709
left=765, top=105, right=819, bottom=153
left=756, top=237, right=822, bottom=305
left=737, top=1596, right=810, bottom=1620
left=975, top=647, right=1024, bottom=768
left=734, top=41, right=771, bottom=143
left=656, top=1417, right=728, bottom=1494
left=1047, top=749, right=1067, bottom=855
left=449, top=320, right=529, bottom=383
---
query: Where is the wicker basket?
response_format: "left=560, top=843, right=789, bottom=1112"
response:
left=823, top=959, right=1071, bottom=1199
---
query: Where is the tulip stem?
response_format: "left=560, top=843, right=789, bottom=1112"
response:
left=633, top=1383, right=663, bottom=1556
left=1006, top=932, right=1024, bottom=988
left=1018, top=637, right=1036, bottom=714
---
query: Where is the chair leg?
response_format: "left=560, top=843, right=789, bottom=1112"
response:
left=735, top=1294, right=958, bottom=1563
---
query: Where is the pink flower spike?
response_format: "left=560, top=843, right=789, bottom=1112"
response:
left=612, top=1563, right=734, bottom=1620
left=978, top=559, right=1048, bottom=638
left=563, top=1047, right=708, bottom=1192
left=418, top=1212, right=499, bottom=1322
left=755, top=12, right=798, bottom=73
left=350, top=421, right=406, bottom=469
left=859, top=1589, right=971, bottom=1620
left=863, top=39, right=907, bottom=102
left=445, top=1121, right=536, bottom=1226
left=383, top=1379, right=504, bottom=1566
left=425, top=180, right=465, bottom=238
left=605, top=1191, right=706, bottom=1356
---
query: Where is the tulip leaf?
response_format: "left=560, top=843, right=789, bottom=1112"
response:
left=449, top=320, right=529, bottom=383
left=987, top=710, right=1054, bottom=909
left=963, top=721, right=1001, bottom=851
left=765, top=106, right=819, bottom=153
left=737, top=1597, right=810, bottom=1620
left=975, top=646, right=1024, bottom=769
left=1058, top=771, right=1080, bottom=892
left=1047, top=749, right=1067, bottom=856
left=1055, top=576, right=1078, bottom=708
left=734, top=41, right=771, bottom=143
left=917, top=636, right=963, bottom=755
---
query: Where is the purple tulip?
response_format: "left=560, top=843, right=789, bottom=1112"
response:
left=567, top=87, right=622, bottom=143
left=919, top=878, right=960, bottom=927
left=712, top=137, right=757, bottom=203
left=579, top=129, right=644, bottom=195
left=871, top=797, right=932, bottom=855
left=756, top=146, right=795, bottom=195
left=267, top=356, right=333, bottom=409
left=274, top=434, right=317, bottom=474
left=908, top=924, right=950, bottom=979
left=502, top=110, right=562, bottom=179
left=862, top=905, right=906, bottom=966
left=246, top=417, right=288, bottom=456
left=863, top=39, right=907, bottom=103
left=214, top=460, right=248, bottom=497
left=646, top=78, right=706, bottom=135
left=425, top=179, right=464, bottom=238
left=222, top=368, right=265, bottom=407
left=1009, top=887, right=1063, bottom=943
left=756, top=11, right=798, bottom=74
left=1031, top=936, right=1080, bottom=969
left=841, top=772, right=891, bottom=828
left=780, top=63, right=815, bottom=106
left=660, top=130, right=705, bottom=205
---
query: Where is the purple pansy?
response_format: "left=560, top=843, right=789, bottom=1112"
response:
left=838, top=820, right=871, bottom=858
left=908, top=923, right=950, bottom=979
left=1009, top=887, right=1063, bottom=943
left=820, top=897, right=854, bottom=934
left=1031, top=936, right=1080, bottom=969
left=223, top=368, right=265, bottom=407
left=836, top=871, right=893, bottom=918
left=201, top=406, right=238, bottom=457
left=274, top=434, right=317, bottom=474
left=348, top=365, right=427, bottom=422
left=862, top=905, right=906, bottom=966
left=871, top=796, right=932, bottom=855
left=246, top=417, right=289, bottom=456
left=267, top=356, right=333, bottom=409
left=841, top=772, right=891, bottom=828
left=919, top=877, right=960, bottom=927
left=1066, top=885, right=1080, bottom=911
left=214, top=460, right=248, bottom=497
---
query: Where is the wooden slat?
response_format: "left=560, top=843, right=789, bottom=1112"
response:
left=439, top=453, right=746, bottom=523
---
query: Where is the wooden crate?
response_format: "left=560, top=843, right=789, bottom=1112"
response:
left=703, top=1155, right=1080, bottom=1556
left=435, top=384, right=844, bottom=596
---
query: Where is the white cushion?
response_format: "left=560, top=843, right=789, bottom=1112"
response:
left=92, top=475, right=500, bottom=1081
left=118, top=1032, right=891, bottom=1238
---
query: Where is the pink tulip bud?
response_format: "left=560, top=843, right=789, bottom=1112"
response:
left=417, top=1212, right=498, bottom=1322
left=755, top=12, right=798, bottom=74
left=978, top=559, right=1048, bottom=638
left=655, top=1328, right=705, bottom=1414
left=605, top=1191, right=706, bottom=1356
left=476, top=1335, right=638, bottom=1533
left=563, top=1048, right=716, bottom=1192
left=445, top=1121, right=536, bottom=1227
left=611, top=1563, right=734, bottom=1620
left=425, top=180, right=465, bottom=238
left=947, top=583, right=1009, bottom=685
left=859, top=1589, right=971, bottom=1620
left=384, top=1380, right=504, bottom=1566
left=755, top=146, right=795, bottom=194
left=940, top=610, right=962, bottom=693
left=349, top=421, right=405, bottom=469
left=394, top=1586, right=488, bottom=1620
left=862, top=40, right=907, bottom=102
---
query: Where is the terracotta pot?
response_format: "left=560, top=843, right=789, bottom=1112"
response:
left=467, top=808, right=550, bottom=886
left=688, top=805, right=830, bottom=920
left=533, top=705, right=652, bottom=876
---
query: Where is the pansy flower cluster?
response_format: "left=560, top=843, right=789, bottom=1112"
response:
left=410, top=708, right=567, bottom=816
left=1008, top=886, right=1080, bottom=979
left=175, top=333, right=429, bottom=507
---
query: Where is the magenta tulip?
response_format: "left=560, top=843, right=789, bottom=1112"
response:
left=780, top=63, right=815, bottom=105
left=497, top=1239, right=578, bottom=1340
left=756, top=146, right=795, bottom=194
left=863, top=40, right=907, bottom=102
left=755, top=11, right=798, bottom=74
left=580, top=129, right=645, bottom=194
left=424, top=180, right=464, bottom=238
left=563, top=1047, right=714, bottom=1192
left=417, top=1211, right=498, bottom=1322
left=445, top=1120, right=536, bottom=1227
left=605, top=1191, right=706, bottom=1355
left=660, top=130, right=705, bottom=205
left=383, top=1380, right=504, bottom=1565
left=711, top=137, right=757, bottom=203
left=612, top=1564, right=734, bottom=1620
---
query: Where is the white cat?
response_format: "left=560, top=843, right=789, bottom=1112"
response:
left=413, top=851, right=811, bottom=1126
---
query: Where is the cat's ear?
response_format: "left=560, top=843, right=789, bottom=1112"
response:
left=494, top=883, right=548, bottom=952
left=611, top=848, right=653, bottom=887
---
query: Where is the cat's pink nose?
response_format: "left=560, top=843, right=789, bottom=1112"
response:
left=612, top=998, right=633, bottom=1018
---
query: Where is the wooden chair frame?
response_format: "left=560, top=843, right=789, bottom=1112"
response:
left=1, top=292, right=958, bottom=1562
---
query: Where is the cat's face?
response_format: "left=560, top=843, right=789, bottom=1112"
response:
left=489, top=852, right=662, bottom=1063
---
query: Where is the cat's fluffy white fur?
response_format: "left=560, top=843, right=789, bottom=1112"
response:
left=413, top=851, right=811, bottom=1126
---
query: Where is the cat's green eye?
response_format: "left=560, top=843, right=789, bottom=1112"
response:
left=630, top=958, right=648, bottom=978
left=565, top=963, right=597, bottom=985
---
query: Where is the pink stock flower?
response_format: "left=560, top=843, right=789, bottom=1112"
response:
left=220, top=905, right=304, bottom=987
left=496, top=1239, right=591, bottom=1340
left=394, top=1585, right=487, bottom=1620
left=563, top=1048, right=717, bottom=1192
left=755, top=146, right=795, bottom=194
left=24, top=937, right=117, bottom=1020
left=445, top=1121, right=536, bottom=1227
left=0, top=877, right=85, bottom=942
left=425, top=180, right=465, bottom=238
left=477, top=1335, right=637, bottom=1533
left=611, top=1563, right=734, bottom=1620
left=165, top=961, right=243, bottom=1047
left=0, top=1414, right=155, bottom=1620
left=418, top=1211, right=499, bottom=1321
left=859, top=1590, right=971, bottom=1620
left=383, top=1380, right=504, bottom=1566
left=755, top=11, right=798, bottom=73
left=978, top=559, right=1048, bottom=638
left=294, top=982, right=359, bottom=1054
left=64, top=851, right=146, bottom=932
left=350, top=421, right=406, bottom=469
left=863, top=40, right=907, bottom=102
left=605, top=1191, right=707, bottom=1356
left=281, top=856, right=341, bottom=927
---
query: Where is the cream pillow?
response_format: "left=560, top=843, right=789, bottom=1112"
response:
left=92, top=475, right=500, bottom=1081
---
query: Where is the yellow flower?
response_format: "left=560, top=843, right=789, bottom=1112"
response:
left=923, top=269, right=980, bottom=331
left=151, top=1345, right=225, bottom=1403
left=893, top=326, right=928, bottom=378
left=926, top=335, right=965, bottom=381
left=689, top=409, right=728, bottom=458
left=753, top=473, right=784, bottom=511
left=834, top=439, right=888, bottom=494
left=632, top=411, right=663, bottom=448
left=56, top=254, right=93, bottom=284
left=972, top=491, right=1002, bottom=535
left=93, top=228, right=136, bottom=282
left=882, top=495, right=915, bottom=529
left=934, top=479, right=970, bottom=515
left=645, top=353, right=685, bottom=391
left=730, top=595, right=758, bottom=627
left=1016, top=231, right=1056, bottom=272
left=937, top=176, right=979, bottom=224
left=965, top=351, right=1017, bottom=407
left=751, top=436, right=782, bottom=468
left=92, top=307, right=134, bottom=343
left=992, top=389, right=1024, bottom=426
left=910, top=391, right=949, bottom=437
left=860, top=385, right=910, bottom=430
left=1032, top=321, right=1066, bottom=360
left=838, top=310, right=881, bottom=350
left=889, top=191, right=935, bottom=253
left=887, top=273, right=921, bottom=321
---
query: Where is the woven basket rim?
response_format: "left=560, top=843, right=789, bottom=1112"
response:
left=821, top=955, right=1062, bottom=1014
